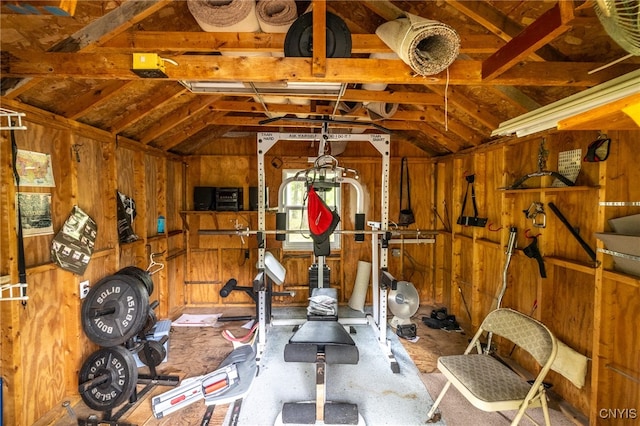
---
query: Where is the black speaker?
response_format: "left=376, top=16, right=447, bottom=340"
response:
left=193, top=187, right=215, bottom=211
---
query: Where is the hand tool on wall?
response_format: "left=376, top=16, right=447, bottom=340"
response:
left=523, top=232, right=546, bottom=278
left=523, top=202, right=546, bottom=228
left=547, top=202, right=598, bottom=265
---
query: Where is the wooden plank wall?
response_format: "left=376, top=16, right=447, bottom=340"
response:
left=434, top=129, right=640, bottom=423
left=0, top=103, right=186, bottom=425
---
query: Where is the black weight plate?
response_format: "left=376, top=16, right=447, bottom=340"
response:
left=82, top=275, right=150, bottom=347
left=78, top=346, right=138, bottom=411
left=284, top=12, right=352, bottom=58
left=138, top=340, right=166, bottom=368
left=142, top=307, right=158, bottom=334
left=117, top=265, right=154, bottom=296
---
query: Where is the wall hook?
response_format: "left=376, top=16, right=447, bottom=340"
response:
left=524, top=228, right=541, bottom=239
left=488, top=222, right=503, bottom=232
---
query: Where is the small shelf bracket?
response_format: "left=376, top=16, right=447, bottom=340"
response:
left=0, top=283, right=28, bottom=302
left=597, top=248, right=640, bottom=262
left=599, top=201, right=640, bottom=207
left=0, top=108, right=27, bottom=131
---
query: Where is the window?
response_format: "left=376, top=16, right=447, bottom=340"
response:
left=282, top=169, right=341, bottom=251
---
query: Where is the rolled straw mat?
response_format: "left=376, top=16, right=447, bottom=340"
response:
left=256, top=0, right=298, bottom=33
left=375, top=12, right=460, bottom=76
left=187, top=0, right=261, bottom=32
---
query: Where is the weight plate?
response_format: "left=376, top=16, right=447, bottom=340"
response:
left=78, top=346, right=138, bottom=411
left=117, top=265, right=154, bottom=296
left=82, top=275, right=150, bottom=347
left=284, top=12, right=352, bottom=58
left=142, top=307, right=158, bottom=334
left=138, top=340, right=166, bottom=368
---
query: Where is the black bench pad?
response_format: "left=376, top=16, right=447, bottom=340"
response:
left=284, top=321, right=359, bottom=364
left=282, top=402, right=359, bottom=425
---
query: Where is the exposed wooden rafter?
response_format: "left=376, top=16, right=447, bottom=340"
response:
left=482, top=2, right=574, bottom=80
left=5, top=53, right=636, bottom=87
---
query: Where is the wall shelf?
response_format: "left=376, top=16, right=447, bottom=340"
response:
left=602, top=270, right=640, bottom=288
left=544, top=256, right=598, bottom=275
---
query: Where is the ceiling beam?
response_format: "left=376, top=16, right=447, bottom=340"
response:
left=482, top=2, right=574, bottom=80
left=97, top=31, right=504, bottom=55
left=312, top=0, right=327, bottom=77
left=63, top=81, right=135, bottom=120
left=152, top=109, right=231, bottom=151
left=110, top=85, right=187, bottom=133
left=139, top=95, right=223, bottom=144
left=51, top=0, right=172, bottom=53
left=446, top=0, right=566, bottom=62
left=5, top=53, right=636, bottom=86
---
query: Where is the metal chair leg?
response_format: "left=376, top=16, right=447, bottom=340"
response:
left=427, top=380, right=452, bottom=419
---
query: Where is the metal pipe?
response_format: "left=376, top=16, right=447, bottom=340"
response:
left=497, top=227, right=518, bottom=309
left=487, top=226, right=517, bottom=354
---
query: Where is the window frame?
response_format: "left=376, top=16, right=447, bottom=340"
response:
left=281, top=168, right=342, bottom=251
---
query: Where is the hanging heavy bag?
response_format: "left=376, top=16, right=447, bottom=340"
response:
left=398, top=157, right=415, bottom=226
left=307, top=185, right=341, bottom=257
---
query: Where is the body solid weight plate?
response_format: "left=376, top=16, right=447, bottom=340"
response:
left=117, top=265, right=154, bottom=296
left=138, top=340, right=166, bottom=368
left=78, top=346, right=138, bottom=411
left=82, top=274, right=150, bottom=347
left=284, top=12, right=352, bottom=58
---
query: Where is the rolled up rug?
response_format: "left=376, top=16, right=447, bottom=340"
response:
left=375, top=12, right=460, bottom=76
left=187, top=0, right=266, bottom=56
left=337, top=100, right=363, bottom=115
left=366, top=102, right=399, bottom=120
left=188, top=0, right=260, bottom=32
left=256, top=0, right=298, bottom=33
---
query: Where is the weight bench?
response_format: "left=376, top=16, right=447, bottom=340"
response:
left=280, top=288, right=362, bottom=425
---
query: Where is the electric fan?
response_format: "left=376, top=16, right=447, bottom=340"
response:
left=388, top=280, right=419, bottom=328
left=593, top=0, right=640, bottom=70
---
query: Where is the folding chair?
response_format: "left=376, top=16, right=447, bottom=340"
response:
left=427, top=308, right=558, bottom=425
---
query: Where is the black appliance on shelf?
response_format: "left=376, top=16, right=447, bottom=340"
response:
left=215, top=187, right=243, bottom=211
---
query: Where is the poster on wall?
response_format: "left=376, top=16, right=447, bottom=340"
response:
left=15, top=149, right=56, bottom=187
left=17, top=192, right=53, bottom=237
left=50, top=205, right=97, bottom=275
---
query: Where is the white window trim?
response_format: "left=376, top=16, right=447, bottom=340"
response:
left=282, top=169, right=341, bottom=251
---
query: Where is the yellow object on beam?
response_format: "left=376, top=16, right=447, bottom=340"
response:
left=132, top=53, right=168, bottom=78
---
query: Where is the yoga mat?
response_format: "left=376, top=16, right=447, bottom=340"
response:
left=256, top=0, right=298, bottom=33
left=288, top=96, right=310, bottom=118
left=375, top=12, right=460, bottom=76
left=238, top=309, right=442, bottom=425
left=366, top=102, right=399, bottom=120
left=361, top=52, right=399, bottom=91
left=348, top=261, right=370, bottom=312
left=337, top=101, right=363, bottom=115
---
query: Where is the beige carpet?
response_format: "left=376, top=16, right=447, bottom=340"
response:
left=421, top=372, right=578, bottom=425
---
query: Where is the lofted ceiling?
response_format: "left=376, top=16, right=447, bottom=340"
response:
left=1, top=0, right=639, bottom=156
